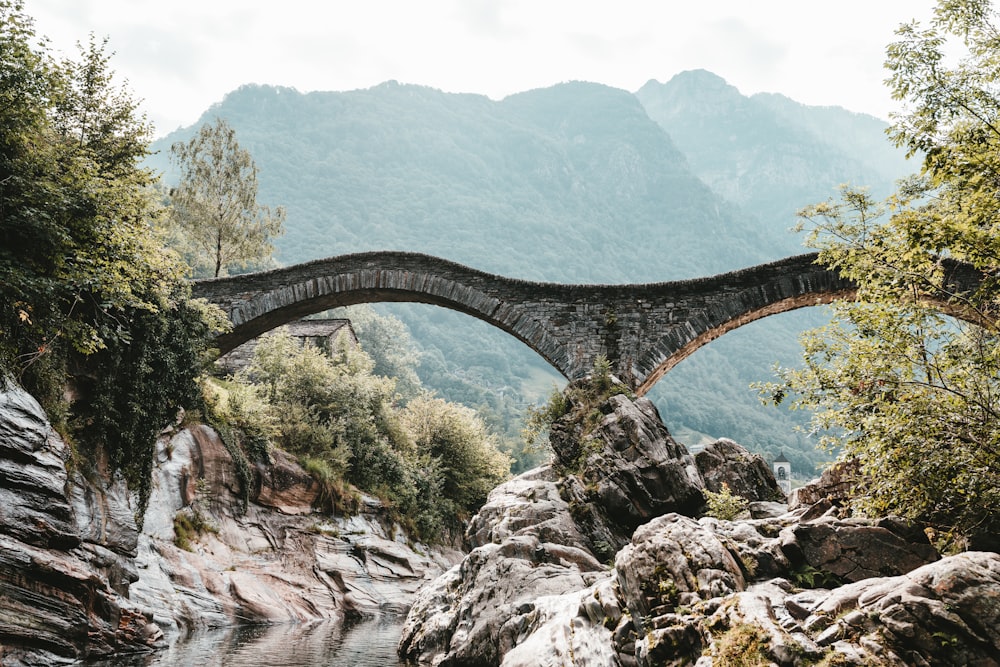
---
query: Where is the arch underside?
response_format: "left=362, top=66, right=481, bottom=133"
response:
left=631, top=288, right=990, bottom=396
left=633, top=291, right=855, bottom=396
left=214, top=283, right=572, bottom=381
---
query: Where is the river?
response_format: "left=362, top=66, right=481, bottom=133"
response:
left=87, top=616, right=409, bottom=666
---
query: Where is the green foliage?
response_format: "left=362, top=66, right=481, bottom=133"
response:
left=302, top=456, right=360, bottom=515
left=523, top=355, right=628, bottom=450
left=522, top=385, right=571, bottom=446
left=73, top=294, right=219, bottom=504
left=173, top=478, right=216, bottom=551
left=401, top=395, right=512, bottom=515
left=167, top=117, right=285, bottom=277
left=0, top=2, right=221, bottom=517
left=765, top=1, right=1000, bottom=549
left=703, top=483, right=750, bottom=521
left=173, top=507, right=216, bottom=552
left=335, top=305, right=423, bottom=400
left=227, top=329, right=511, bottom=541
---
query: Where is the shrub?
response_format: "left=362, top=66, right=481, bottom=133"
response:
left=704, top=483, right=750, bottom=521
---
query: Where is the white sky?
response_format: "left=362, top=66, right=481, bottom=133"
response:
left=27, top=0, right=940, bottom=137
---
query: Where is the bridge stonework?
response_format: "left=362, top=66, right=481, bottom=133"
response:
left=191, top=252, right=982, bottom=395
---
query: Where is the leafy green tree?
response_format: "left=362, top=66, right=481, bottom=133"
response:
left=763, top=0, right=1000, bottom=549
left=168, top=117, right=285, bottom=277
left=401, top=394, right=511, bottom=515
left=231, top=329, right=510, bottom=539
left=0, top=2, right=220, bottom=511
left=1, top=7, right=164, bottom=368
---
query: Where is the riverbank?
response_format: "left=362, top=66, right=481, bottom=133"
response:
left=0, top=383, right=459, bottom=665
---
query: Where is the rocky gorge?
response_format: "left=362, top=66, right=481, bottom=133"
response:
left=2, top=377, right=1000, bottom=666
left=0, top=382, right=458, bottom=665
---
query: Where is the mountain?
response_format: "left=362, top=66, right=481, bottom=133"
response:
left=149, top=73, right=914, bottom=475
left=635, top=69, right=912, bottom=247
left=150, top=80, right=770, bottom=282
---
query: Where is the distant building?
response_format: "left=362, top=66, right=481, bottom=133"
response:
left=215, top=318, right=358, bottom=375
left=773, top=451, right=791, bottom=496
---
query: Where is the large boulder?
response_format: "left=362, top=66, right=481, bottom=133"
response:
left=551, top=394, right=704, bottom=534
left=704, top=551, right=1000, bottom=666
left=399, top=536, right=605, bottom=665
left=695, top=437, right=785, bottom=502
left=798, top=550, right=1000, bottom=664
left=398, top=385, right=1000, bottom=667
left=789, top=458, right=859, bottom=510
left=612, top=513, right=746, bottom=665
left=401, top=391, right=711, bottom=666
left=465, top=465, right=589, bottom=550
left=783, top=516, right=939, bottom=584
left=498, top=577, right=623, bottom=667
left=398, top=466, right=607, bottom=666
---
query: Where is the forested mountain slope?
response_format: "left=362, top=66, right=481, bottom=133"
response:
left=151, top=80, right=770, bottom=280
left=149, top=74, right=914, bottom=475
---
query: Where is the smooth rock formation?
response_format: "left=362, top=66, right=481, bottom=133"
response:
left=0, top=382, right=162, bottom=665
left=0, top=382, right=459, bottom=665
left=131, top=423, right=460, bottom=637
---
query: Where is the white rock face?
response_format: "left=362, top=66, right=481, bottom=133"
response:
left=0, top=381, right=461, bottom=664
left=130, top=424, right=461, bottom=638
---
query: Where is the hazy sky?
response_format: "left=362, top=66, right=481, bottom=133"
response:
left=28, top=0, right=940, bottom=137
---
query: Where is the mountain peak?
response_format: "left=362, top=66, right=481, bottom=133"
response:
left=636, top=70, right=748, bottom=125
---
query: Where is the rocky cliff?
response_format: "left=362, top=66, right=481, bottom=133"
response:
left=399, top=384, right=1000, bottom=666
left=0, top=383, right=459, bottom=665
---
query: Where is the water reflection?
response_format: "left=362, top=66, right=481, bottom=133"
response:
left=87, top=616, right=408, bottom=666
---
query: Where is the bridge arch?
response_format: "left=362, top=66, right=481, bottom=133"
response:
left=630, top=255, right=988, bottom=395
left=193, top=252, right=986, bottom=395
left=633, top=291, right=851, bottom=395
left=191, top=252, right=577, bottom=378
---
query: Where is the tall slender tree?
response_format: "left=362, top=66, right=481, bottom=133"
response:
left=169, top=118, right=285, bottom=277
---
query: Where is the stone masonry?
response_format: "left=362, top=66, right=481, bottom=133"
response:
left=191, top=252, right=984, bottom=395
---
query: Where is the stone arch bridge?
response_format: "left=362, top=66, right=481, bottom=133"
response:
left=191, top=252, right=985, bottom=395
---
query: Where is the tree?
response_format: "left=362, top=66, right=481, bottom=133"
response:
left=338, top=305, right=424, bottom=399
left=401, top=394, right=511, bottom=515
left=0, top=1, right=221, bottom=512
left=169, top=117, right=285, bottom=277
left=763, top=0, right=1000, bottom=549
